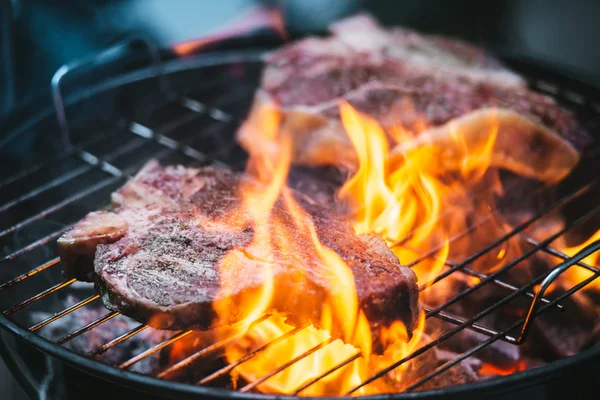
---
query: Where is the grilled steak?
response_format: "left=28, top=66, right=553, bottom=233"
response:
left=58, top=160, right=420, bottom=337
left=237, top=14, right=590, bottom=183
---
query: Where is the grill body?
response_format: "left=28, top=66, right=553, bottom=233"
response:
left=0, top=46, right=600, bottom=399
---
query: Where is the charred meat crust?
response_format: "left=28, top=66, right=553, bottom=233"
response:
left=237, top=14, right=590, bottom=175
left=59, top=161, right=420, bottom=339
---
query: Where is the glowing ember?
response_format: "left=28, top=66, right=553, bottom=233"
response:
left=479, top=360, right=527, bottom=376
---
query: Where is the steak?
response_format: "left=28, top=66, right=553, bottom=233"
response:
left=58, top=160, right=420, bottom=338
left=237, top=14, right=591, bottom=183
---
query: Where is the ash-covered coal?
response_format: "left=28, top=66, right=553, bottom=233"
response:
left=30, top=295, right=172, bottom=374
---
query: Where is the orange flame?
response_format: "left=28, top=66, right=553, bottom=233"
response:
left=173, top=6, right=286, bottom=56
left=189, top=88, right=591, bottom=394
left=217, top=100, right=530, bottom=395
left=213, top=103, right=424, bottom=396
left=337, top=102, right=515, bottom=300
left=557, top=230, right=600, bottom=292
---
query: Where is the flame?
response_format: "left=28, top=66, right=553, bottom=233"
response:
left=212, top=103, right=428, bottom=396
left=215, top=100, right=532, bottom=395
left=173, top=6, right=286, bottom=56
left=557, top=230, right=600, bottom=292
left=337, top=102, right=516, bottom=298
left=181, top=91, right=590, bottom=393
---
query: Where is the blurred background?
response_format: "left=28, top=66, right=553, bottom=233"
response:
left=2, top=0, right=600, bottom=119
left=1, top=0, right=599, bottom=398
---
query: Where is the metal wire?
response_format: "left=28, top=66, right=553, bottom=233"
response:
left=0, top=258, right=60, bottom=291
left=119, top=330, right=194, bottom=370
left=346, top=227, right=600, bottom=395
left=0, top=49, right=599, bottom=398
left=421, top=180, right=596, bottom=288
left=56, top=311, right=120, bottom=345
left=403, top=243, right=561, bottom=309
left=240, top=338, right=334, bottom=393
left=30, top=294, right=100, bottom=332
left=3, top=279, right=76, bottom=316
left=198, top=325, right=309, bottom=385
left=0, top=124, right=123, bottom=189
left=156, top=314, right=271, bottom=379
left=88, top=323, right=150, bottom=357
left=403, top=240, right=600, bottom=392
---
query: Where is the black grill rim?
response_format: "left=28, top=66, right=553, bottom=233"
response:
left=1, top=48, right=600, bottom=399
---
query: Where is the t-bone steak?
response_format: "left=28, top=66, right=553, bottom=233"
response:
left=237, top=14, right=591, bottom=183
left=57, top=159, right=420, bottom=339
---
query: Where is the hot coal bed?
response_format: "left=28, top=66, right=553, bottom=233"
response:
left=0, top=36, right=600, bottom=400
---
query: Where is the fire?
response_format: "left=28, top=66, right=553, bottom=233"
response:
left=213, top=102, right=426, bottom=396
left=556, top=230, right=600, bottom=292
left=199, top=95, right=591, bottom=393
left=208, top=100, right=535, bottom=395
left=337, top=102, right=517, bottom=296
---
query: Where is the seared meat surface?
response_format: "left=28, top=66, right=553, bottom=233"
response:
left=237, top=14, right=590, bottom=182
left=58, top=160, right=420, bottom=336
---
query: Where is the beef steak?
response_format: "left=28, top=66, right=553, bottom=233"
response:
left=237, top=14, right=590, bottom=183
left=58, top=160, right=420, bottom=338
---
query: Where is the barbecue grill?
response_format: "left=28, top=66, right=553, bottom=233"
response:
left=1, top=35, right=600, bottom=400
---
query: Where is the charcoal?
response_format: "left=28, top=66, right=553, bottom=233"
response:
left=527, top=292, right=599, bottom=358
left=427, top=309, right=521, bottom=369
left=412, top=349, right=481, bottom=391
left=31, top=295, right=171, bottom=374
left=406, top=348, right=482, bottom=391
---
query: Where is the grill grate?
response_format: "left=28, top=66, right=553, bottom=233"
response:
left=1, top=44, right=600, bottom=397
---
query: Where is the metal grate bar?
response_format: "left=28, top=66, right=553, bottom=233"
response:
left=404, top=241, right=600, bottom=392
left=157, top=314, right=271, bottom=379
left=455, top=264, right=560, bottom=308
left=390, top=178, right=546, bottom=251
left=198, top=325, right=309, bottom=385
left=0, top=125, right=123, bottom=189
left=0, top=228, right=66, bottom=263
left=88, top=323, right=150, bottom=357
left=0, top=257, right=60, bottom=291
left=292, top=351, right=362, bottom=395
left=56, top=311, right=120, bottom=345
left=129, top=122, right=209, bottom=164
left=347, top=232, right=600, bottom=395
left=424, top=307, right=513, bottom=342
left=3, top=278, right=76, bottom=315
left=240, top=338, right=334, bottom=393
left=406, top=243, right=560, bottom=309
left=526, top=237, right=600, bottom=272
left=0, top=137, right=144, bottom=214
left=0, top=111, right=218, bottom=241
left=0, top=159, right=110, bottom=213
left=119, top=330, right=194, bottom=370
left=425, top=199, right=600, bottom=321
left=0, top=148, right=176, bottom=264
left=30, top=294, right=100, bottom=332
left=179, top=96, right=232, bottom=123
left=0, top=132, right=145, bottom=213
left=0, top=175, right=124, bottom=239
left=421, top=179, right=596, bottom=288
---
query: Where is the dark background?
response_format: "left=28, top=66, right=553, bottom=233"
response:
left=1, top=0, right=600, bottom=398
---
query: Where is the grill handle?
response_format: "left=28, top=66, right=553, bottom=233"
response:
left=51, top=35, right=174, bottom=148
left=517, top=239, right=600, bottom=344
